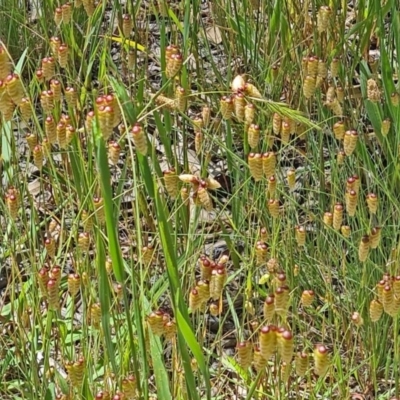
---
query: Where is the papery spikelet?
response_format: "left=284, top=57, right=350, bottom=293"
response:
left=192, top=116, right=203, bottom=135
left=141, top=244, right=155, bottom=265
left=369, top=299, right=383, bottom=322
left=61, top=3, right=72, bottom=23
left=189, top=288, right=202, bottom=312
left=163, top=168, right=179, bottom=198
left=220, top=96, right=233, bottom=120
left=326, top=98, right=343, bottom=116
left=201, top=105, right=211, bottom=127
left=314, top=345, right=329, bottom=376
left=326, top=86, right=335, bottom=102
left=343, top=129, right=358, bottom=156
left=209, top=301, right=220, bottom=316
left=341, top=225, right=351, bottom=238
left=272, top=113, right=281, bottom=136
left=165, top=44, right=179, bottom=61
left=108, top=141, right=121, bottom=165
left=41, top=57, right=55, bottom=81
left=381, top=118, right=391, bottom=136
left=275, top=286, right=289, bottom=316
left=198, top=183, right=213, bottom=211
left=236, top=341, right=253, bottom=369
left=244, top=82, right=262, bottom=98
left=248, top=124, right=260, bottom=149
left=90, top=303, right=101, bottom=328
left=331, top=57, right=340, bottom=77
left=260, top=226, right=268, bottom=242
left=255, top=241, right=268, bottom=265
left=253, top=346, right=267, bottom=372
left=248, top=153, right=263, bottom=181
left=147, top=311, right=165, bottom=335
left=166, top=53, right=183, bottom=78
left=97, top=105, right=114, bottom=140
left=38, top=267, right=49, bottom=297
left=122, top=14, right=133, bottom=37
left=199, top=256, right=213, bottom=281
left=295, top=225, right=306, bottom=246
left=333, top=121, right=345, bottom=140
left=259, top=325, right=277, bottom=360
left=351, top=312, right=363, bottom=327
left=318, top=59, right=327, bottom=78
left=367, top=79, right=380, bottom=102
left=358, top=235, right=370, bottom=262
left=346, top=189, right=358, bottom=217
left=19, top=97, right=32, bottom=121
left=376, top=280, right=385, bottom=303
left=287, top=168, right=295, bottom=191
left=54, top=7, right=62, bottom=24
left=279, top=330, right=294, bottom=364
left=307, top=56, right=318, bottom=77
left=50, top=79, right=61, bottom=102
left=196, top=280, right=210, bottom=303
left=44, top=236, right=55, bottom=258
left=78, top=232, right=90, bottom=252
left=121, top=375, right=136, bottom=399
left=323, top=211, right=333, bottom=227
left=263, top=295, right=275, bottom=321
left=234, top=92, right=245, bottom=122
left=268, top=199, right=280, bottom=218
left=231, top=75, right=246, bottom=93
left=5, top=190, right=19, bottom=220
left=244, top=103, right=255, bottom=130
left=317, top=6, right=331, bottom=33
left=153, top=94, right=175, bottom=110
left=267, top=176, right=277, bottom=197
left=47, top=279, right=59, bottom=310
left=26, top=132, right=37, bottom=152
left=210, top=267, right=226, bottom=300
left=40, top=90, right=54, bottom=114
left=337, top=150, right=345, bottom=165
left=281, top=119, right=291, bottom=144
left=93, top=196, right=105, bottom=224
left=346, top=176, right=356, bottom=193
left=393, top=277, right=400, bottom=298
left=335, top=86, right=344, bottom=103
left=65, top=86, right=78, bottom=108
left=301, top=290, right=314, bottom=307
left=70, top=357, right=85, bottom=388
left=303, top=75, right=316, bottom=99
left=81, top=209, right=93, bottom=232
left=369, top=226, right=381, bottom=249
left=6, top=73, right=24, bottom=105
left=262, top=151, right=276, bottom=178
left=332, top=203, right=343, bottom=230
left=383, top=285, right=395, bottom=316
left=0, top=46, right=10, bottom=80
left=391, top=92, right=399, bottom=107
left=296, top=352, right=309, bottom=377
left=175, top=85, right=187, bottom=112
left=50, top=36, right=61, bottom=55
left=366, top=193, right=378, bottom=215
left=68, top=273, right=81, bottom=297
left=56, top=121, right=67, bottom=148
left=33, top=144, right=44, bottom=170
left=131, top=123, right=148, bottom=155
left=352, top=174, right=361, bottom=193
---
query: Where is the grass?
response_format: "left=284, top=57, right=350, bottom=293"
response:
left=0, top=0, right=400, bottom=399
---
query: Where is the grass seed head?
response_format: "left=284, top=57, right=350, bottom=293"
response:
left=323, top=211, right=333, bottom=227
left=90, top=303, right=101, bottom=328
left=369, top=299, right=383, bottom=322
left=381, top=118, right=391, bottom=136
left=26, top=132, right=38, bottom=151
left=317, top=6, right=332, bottom=33
left=331, top=57, right=340, bottom=77
left=248, top=124, right=260, bottom=149
left=175, top=85, right=187, bottom=112
left=345, top=189, right=358, bottom=217
left=287, top=168, right=296, bottom=191
left=255, top=241, right=268, bottom=266
left=236, top=341, right=253, bottom=369
left=220, top=96, right=234, bottom=120
left=272, top=113, right=281, bottom=135
left=244, top=82, right=262, bottom=98
left=358, top=235, right=370, bottom=262
left=68, top=273, right=81, bottom=297
left=262, top=151, right=276, bottom=178
left=333, top=121, right=345, bottom=140
left=369, top=226, right=381, bottom=249
left=233, top=92, right=245, bottom=122
left=44, top=236, right=55, bottom=258
left=61, top=3, right=72, bottom=23
left=122, top=14, right=133, bottom=37
left=351, top=312, right=363, bottom=327
left=54, top=7, right=62, bottom=25
left=19, top=97, right=32, bottom=121
left=231, top=74, right=246, bottom=93
left=6, top=73, right=24, bottom=105
left=313, top=345, right=329, bottom=376
left=41, top=57, right=55, bottom=80
left=248, top=153, right=263, bottom=181
left=253, top=346, right=267, bottom=372
left=131, top=123, right=148, bottom=155
left=0, top=45, right=10, bottom=80
left=147, top=311, right=165, bottom=335
left=391, top=92, right=399, bottom=107
left=366, top=193, right=378, bottom=215
left=303, top=75, right=316, bottom=99
left=295, top=225, right=306, bottom=246
left=121, top=375, right=136, bottom=398
left=343, top=129, right=358, bottom=156
left=279, top=330, right=294, bottom=364
left=38, top=267, right=50, bottom=297
left=47, top=279, right=59, bottom=310
left=301, top=290, right=315, bottom=307
left=295, top=352, right=309, bottom=377
left=263, top=295, right=275, bottom=321
left=333, top=203, right=343, bottom=230
left=367, top=79, right=381, bottom=102
left=267, top=175, right=277, bottom=197
left=268, top=199, right=280, bottom=219
left=210, top=267, right=226, bottom=300
left=259, top=325, right=277, bottom=360
left=341, top=225, right=351, bottom=238
left=244, top=103, right=255, bottom=129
